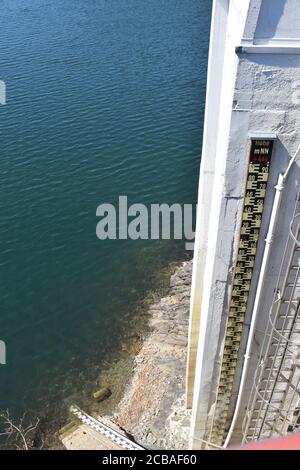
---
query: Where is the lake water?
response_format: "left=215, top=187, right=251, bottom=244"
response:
left=0, top=0, right=210, bottom=432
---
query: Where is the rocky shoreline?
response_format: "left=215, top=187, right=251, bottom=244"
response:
left=111, top=259, right=193, bottom=450
left=59, top=259, right=193, bottom=450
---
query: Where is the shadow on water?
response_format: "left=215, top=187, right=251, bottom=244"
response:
left=0, top=0, right=211, bottom=448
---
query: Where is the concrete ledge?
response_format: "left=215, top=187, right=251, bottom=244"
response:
left=236, top=45, right=300, bottom=55
left=248, top=132, right=277, bottom=140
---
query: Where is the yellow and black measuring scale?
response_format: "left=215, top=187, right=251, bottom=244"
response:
left=211, top=137, right=275, bottom=445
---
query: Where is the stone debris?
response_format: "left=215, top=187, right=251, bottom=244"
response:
left=113, top=260, right=193, bottom=450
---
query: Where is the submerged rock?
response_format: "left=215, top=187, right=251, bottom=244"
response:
left=93, top=387, right=111, bottom=402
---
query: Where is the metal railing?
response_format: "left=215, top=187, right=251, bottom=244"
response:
left=242, top=195, right=300, bottom=442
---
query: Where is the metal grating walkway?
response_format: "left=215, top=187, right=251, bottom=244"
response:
left=65, top=405, right=144, bottom=450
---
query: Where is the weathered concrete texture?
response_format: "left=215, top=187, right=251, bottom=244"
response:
left=60, top=423, right=124, bottom=450
left=114, top=261, right=192, bottom=450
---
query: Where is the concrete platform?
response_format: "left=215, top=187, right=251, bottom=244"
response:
left=61, top=423, right=124, bottom=450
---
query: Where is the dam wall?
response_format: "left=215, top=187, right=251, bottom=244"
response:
left=188, top=0, right=300, bottom=449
